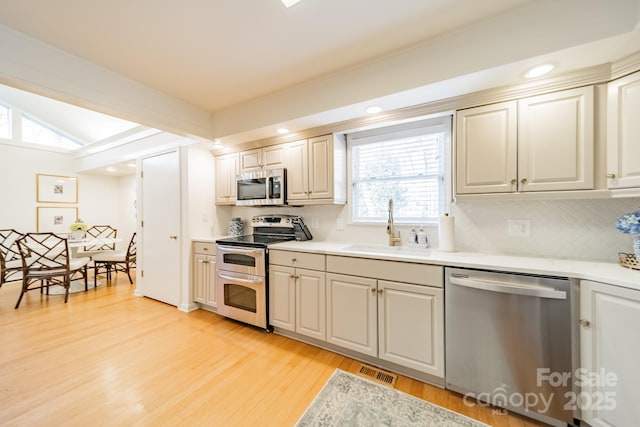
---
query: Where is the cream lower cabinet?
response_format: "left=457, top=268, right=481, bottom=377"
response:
left=269, top=250, right=326, bottom=340
left=580, top=280, right=640, bottom=426
left=325, top=256, right=444, bottom=378
left=325, top=273, right=444, bottom=378
left=607, top=70, right=640, bottom=189
left=193, top=242, right=216, bottom=307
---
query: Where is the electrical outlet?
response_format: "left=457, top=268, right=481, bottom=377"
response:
left=336, top=218, right=345, bottom=230
left=508, top=219, right=531, bottom=237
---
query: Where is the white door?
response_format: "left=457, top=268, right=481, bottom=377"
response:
left=141, top=151, right=181, bottom=306
left=378, top=280, right=444, bottom=377
left=580, top=280, right=640, bottom=426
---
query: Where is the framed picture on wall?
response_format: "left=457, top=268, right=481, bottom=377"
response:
left=36, top=174, right=78, bottom=203
left=36, top=206, right=78, bottom=233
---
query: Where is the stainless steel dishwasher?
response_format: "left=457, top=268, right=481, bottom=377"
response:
left=445, top=267, right=579, bottom=427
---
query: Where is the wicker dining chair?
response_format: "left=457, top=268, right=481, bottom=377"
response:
left=15, top=233, right=90, bottom=308
left=74, top=225, right=117, bottom=260
left=0, top=229, right=25, bottom=288
left=93, top=232, right=137, bottom=286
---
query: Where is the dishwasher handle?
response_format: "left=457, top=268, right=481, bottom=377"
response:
left=449, top=276, right=566, bottom=300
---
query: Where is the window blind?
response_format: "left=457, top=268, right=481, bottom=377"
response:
left=348, top=117, right=450, bottom=224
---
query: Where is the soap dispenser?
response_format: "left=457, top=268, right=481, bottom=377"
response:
left=417, top=225, right=428, bottom=246
left=408, top=226, right=417, bottom=244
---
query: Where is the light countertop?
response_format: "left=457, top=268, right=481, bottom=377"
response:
left=192, top=237, right=639, bottom=291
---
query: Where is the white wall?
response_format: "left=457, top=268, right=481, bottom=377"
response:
left=187, top=147, right=216, bottom=238
left=223, top=197, right=640, bottom=262
left=0, top=143, right=136, bottom=249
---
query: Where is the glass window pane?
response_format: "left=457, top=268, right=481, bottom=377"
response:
left=22, top=115, right=82, bottom=150
left=0, top=104, right=10, bottom=139
left=349, top=117, right=450, bottom=224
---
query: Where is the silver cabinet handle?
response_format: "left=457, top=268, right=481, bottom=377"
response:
left=169, top=235, right=178, bottom=239
left=606, top=173, right=616, bottom=179
left=579, top=319, right=591, bottom=327
left=520, top=178, right=528, bottom=185
left=450, top=276, right=566, bottom=299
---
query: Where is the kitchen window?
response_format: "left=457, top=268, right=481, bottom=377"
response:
left=0, top=103, right=10, bottom=139
left=347, top=116, right=451, bottom=224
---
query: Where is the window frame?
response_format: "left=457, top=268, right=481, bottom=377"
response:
left=346, top=114, right=453, bottom=226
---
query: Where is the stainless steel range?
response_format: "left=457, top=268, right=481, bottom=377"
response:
left=215, top=215, right=312, bottom=331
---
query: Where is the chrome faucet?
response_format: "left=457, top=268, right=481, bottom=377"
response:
left=386, top=198, right=401, bottom=246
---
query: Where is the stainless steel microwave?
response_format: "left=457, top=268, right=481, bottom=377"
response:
left=235, top=168, right=286, bottom=206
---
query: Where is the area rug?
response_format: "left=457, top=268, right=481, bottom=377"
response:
left=296, top=369, right=488, bottom=427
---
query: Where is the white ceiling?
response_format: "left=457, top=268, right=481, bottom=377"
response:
left=0, top=0, right=639, bottom=158
left=0, top=0, right=533, bottom=112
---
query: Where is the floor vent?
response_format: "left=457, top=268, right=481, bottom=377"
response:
left=356, top=364, right=398, bottom=388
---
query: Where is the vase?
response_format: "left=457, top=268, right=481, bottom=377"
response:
left=634, top=234, right=640, bottom=260
left=227, top=218, right=244, bottom=237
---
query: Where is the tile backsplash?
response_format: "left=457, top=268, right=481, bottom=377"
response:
left=225, top=197, right=640, bottom=262
left=451, top=198, right=640, bottom=261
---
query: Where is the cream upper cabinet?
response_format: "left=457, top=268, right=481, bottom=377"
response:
left=215, top=152, right=238, bottom=205
left=607, top=71, right=640, bottom=189
left=239, top=144, right=285, bottom=174
left=456, top=101, right=518, bottom=194
left=456, top=86, right=594, bottom=194
left=518, top=86, right=594, bottom=192
left=580, top=280, right=640, bottom=426
left=284, top=134, right=346, bottom=204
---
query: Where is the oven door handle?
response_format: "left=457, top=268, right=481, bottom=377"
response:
left=217, top=272, right=264, bottom=285
left=217, top=245, right=264, bottom=256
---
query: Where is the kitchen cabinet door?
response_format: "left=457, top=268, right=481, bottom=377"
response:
left=193, top=253, right=216, bottom=307
left=215, top=153, right=239, bottom=204
left=295, top=268, right=326, bottom=340
left=269, top=265, right=296, bottom=331
left=239, top=145, right=285, bottom=173
left=580, top=280, right=640, bottom=426
left=518, top=86, right=594, bottom=192
left=378, top=280, right=444, bottom=377
left=456, top=101, right=518, bottom=194
left=308, top=135, right=333, bottom=199
left=284, top=139, right=310, bottom=201
left=607, top=71, right=640, bottom=189
left=326, top=273, right=377, bottom=356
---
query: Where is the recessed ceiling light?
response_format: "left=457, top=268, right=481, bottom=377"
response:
left=106, top=167, right=117, bottom=172
left=365, top=105, right=383, bottom=114
left=281, top=0, right=302, bottom=7
left=211, top=139, right=224, bottom=150
left=127, top=163, right=136, bottom=168
left=525, top=64, right=554, bottom=78
left=277, top=128, right=289, bottom=134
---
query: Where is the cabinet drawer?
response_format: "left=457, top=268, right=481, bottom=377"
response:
left=270, top=250, right=325, bottom=270
left=326, top=255, right=443, bottom=288
left=193, top=241, right=216, bottom=254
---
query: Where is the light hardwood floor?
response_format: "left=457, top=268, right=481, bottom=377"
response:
left=0, top=273, right=545, bottom=426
